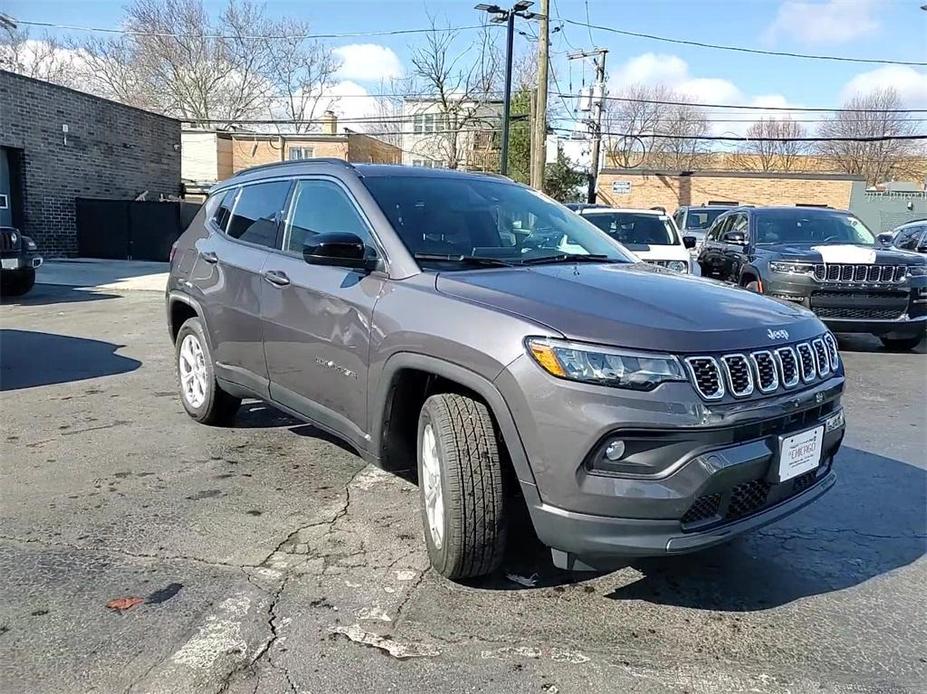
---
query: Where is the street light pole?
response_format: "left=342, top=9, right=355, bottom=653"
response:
left=475, top=2, right=539, bottom=176
left=500, top=11, right=515, bottom=175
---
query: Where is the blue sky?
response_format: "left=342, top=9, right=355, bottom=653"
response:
left=7, top=0, right=927, bottom=115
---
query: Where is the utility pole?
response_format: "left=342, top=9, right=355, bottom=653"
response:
left=530, top=0, right=549, bottom=190
left=476, top=2, right=540, bottom=176
left=568, top=48, right=607, bottom=203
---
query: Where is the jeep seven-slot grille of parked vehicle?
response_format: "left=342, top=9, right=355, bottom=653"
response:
left=720, top=354, right=754, bottom=397
left=686, top=336, right=837, bottom=402
left=0, top=229, right=15, bottom=252
left=817, top=263, right=907, bottom=284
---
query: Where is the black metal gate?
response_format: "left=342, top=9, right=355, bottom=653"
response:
left=76, top=198, right=201, bottom=261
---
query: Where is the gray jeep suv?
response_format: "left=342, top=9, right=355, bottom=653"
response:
left=166, top=160, right=846, bottom=579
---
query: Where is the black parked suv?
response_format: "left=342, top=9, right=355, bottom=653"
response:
left=167, top=161, right=845, bottom=578
left=0, top=226, right=42, bottom=296
left=698, top=207, right=927, bottom=351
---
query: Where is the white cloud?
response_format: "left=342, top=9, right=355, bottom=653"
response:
left=333, top=43, right=403, bottom=82
left=840, top=66, right=927, bottom=108
left=611, top=53, right=689, bottom=87
left=763, top=0, right=880, bottom=46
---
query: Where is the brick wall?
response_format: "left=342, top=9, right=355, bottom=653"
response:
left=597, top=170, right=863, bottom=211
left=228, top=135, right=350, bottom=174
left=0, top=71, right=181, bottom=257
left=346, top=133, right=401, bottom=164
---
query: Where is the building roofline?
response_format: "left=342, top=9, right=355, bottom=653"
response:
left=1, top=69, right=181, bottom=123
left=599, top=167, right=866, bottom=182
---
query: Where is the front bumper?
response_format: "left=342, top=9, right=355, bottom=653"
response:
left=0, top=254, right=42, bottom=271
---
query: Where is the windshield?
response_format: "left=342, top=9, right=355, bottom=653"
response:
left=584, top=212, right=678, bottom=247
left=361, top=175, right=635, bottom=268
left=684, top=208, right=727, bottom=230
left=755, top=210, right=877, bottom=246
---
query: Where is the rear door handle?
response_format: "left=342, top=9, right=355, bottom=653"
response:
left=263, top=270, right=290, bottom=287
left=199, top=250, right=219, bottom=264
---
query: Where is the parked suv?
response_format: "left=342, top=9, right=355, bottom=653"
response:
left=0, top=226, right=42, bottom=296
left=698, top=206, right=927, bottom=351
left=672, top=204, right=734, bottom=252
left=577, top=207, right=694, bottom=273
left=167, top=161, right=845, bottom=579
left=879, top=219, right=927, bottom=255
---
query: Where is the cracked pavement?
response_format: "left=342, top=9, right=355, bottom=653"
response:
left=1, top=285, right=925, bottom=694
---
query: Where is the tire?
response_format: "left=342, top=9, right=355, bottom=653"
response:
left=417, top=393, right=507, bottom=580
left=1, top=268, right=36, bottom=296
left=175, top=317, right=241, bottom=425
left=879, top=335, right=924, bottom=352
left=744, top=279, right=761, bottom=293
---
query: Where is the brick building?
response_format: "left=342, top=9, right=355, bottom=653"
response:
left=596, top=169, right=866, bottom=211
left=182, top=111, right=400, bottom=197
left=0, top=71, right=181, bottom=257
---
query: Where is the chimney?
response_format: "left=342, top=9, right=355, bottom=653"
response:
left=322, top=110, right=337, bottom=135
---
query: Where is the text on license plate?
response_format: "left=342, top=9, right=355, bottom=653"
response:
left=778, top=426, right=824, bottom=482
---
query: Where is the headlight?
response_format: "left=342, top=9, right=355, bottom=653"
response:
left=24, top=237, right=37, bottom=251
left=907, top=265, right=927, bottom=277
left=769, top=261, right=815, bottom=275
left=526, top=337, right=687, bottom=391
left=667, top=260, right=689, bottom=274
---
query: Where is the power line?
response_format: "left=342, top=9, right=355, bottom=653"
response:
left=11, top=18, right=487, bottom=41
left=550, top=126, right=927, bottom=143
left=554, top=93, right=927, bottom=114
left=558, top=17, right=926, bottom=67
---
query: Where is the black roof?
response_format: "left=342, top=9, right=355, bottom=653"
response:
left=743, top=206, right=851, bottom=215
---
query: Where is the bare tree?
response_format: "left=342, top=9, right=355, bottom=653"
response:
left=736, top=117, right=808, bottom=171
left=365, top=77, right=409, bottom=147
left=406, top=21, right=501, bottom=169
left=603, top=85, right=710, bottom=170
left=0, top=26, right=76, bottom=85
left=817, top=88, right=919, bottom=184
left=263, top=19, right=339, bottom=134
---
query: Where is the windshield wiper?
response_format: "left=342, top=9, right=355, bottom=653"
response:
left=413, top=253, right=516, bottom=268
left=519, top=253, right=613, bottom=266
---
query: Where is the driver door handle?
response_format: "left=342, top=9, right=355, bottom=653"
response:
left=199, top=250, right=219, bottom=264
left=263, top=269, right=290, bottom=287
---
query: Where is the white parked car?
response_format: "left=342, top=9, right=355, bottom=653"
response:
left=577, top=207, right=695, bottom=273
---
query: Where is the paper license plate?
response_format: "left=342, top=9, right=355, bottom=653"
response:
left=1, top=258, right=19, bottom=270
left=778, top=426, right=824, bottom=482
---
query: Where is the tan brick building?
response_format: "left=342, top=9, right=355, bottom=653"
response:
left=596, top=169, right=866, bottom=212
left=182, top=112, right=400, bottom=197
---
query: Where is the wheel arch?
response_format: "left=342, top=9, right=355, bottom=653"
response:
left=370, top=352, right=539, bottom=492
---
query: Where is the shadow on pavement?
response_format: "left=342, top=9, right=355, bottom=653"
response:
left=604, top=446, right=925, bottom=610
left=0, top=284, right=122, bottom=306
left=234, top=401, right=359, bottom=456
left=0, top=329, right=141, bottom=390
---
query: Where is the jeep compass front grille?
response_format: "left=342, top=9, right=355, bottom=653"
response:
left=817, top=263, right=907, bottom=285
left=684, top=334, right=837, bottom=402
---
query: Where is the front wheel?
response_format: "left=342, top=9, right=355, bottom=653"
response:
left=417, top=393, right=507, bottom=580
left=175, top=317, right=241, bottom=425
left=879, top=335, right=924, bottom=352
left=0, top=268, right=36, bottom=296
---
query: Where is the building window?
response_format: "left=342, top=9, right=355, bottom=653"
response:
left=288, top=146, right=314, bottom=160
left=412, top=159, right=438, bottom=169
left=413, top=114, right=424, bottom=134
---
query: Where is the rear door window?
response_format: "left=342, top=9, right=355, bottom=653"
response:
left=212, top=188, right=237, bottom=232
left=226, top=181, right=291, bottom=248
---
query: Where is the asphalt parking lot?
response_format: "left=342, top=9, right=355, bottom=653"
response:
left=1, top=284, right=925, bottom=694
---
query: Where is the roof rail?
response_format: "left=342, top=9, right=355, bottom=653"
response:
left=231, top=157, right=355, bottom=178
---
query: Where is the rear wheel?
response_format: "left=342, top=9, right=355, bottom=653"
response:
left=0, top=268, right=36, bottom=296
left=879, top=335, right=924, bottom=352
left=417, top=393, right=507, bottom=580
left=175, top=317, right=241, bottom=425
left=744, top=279, right=761, bottom=293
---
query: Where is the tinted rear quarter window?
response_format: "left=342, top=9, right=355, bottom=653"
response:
left=226, top=181, right=291, bottom=247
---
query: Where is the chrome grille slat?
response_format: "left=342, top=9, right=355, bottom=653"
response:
left=684, top=357, right=724, bottom=400
left=817, top=263, right=907, bottom=285
left=811, top=338, right=830, bottom=377
left=750, top=351, right=779, bottom=393
left=796, top=343, right=816, bottom=383
left=823, top=333, right=839, bottom=371
left=775, top=347, right=800, bottom=389
left=721, top=354, right=754, bottom=398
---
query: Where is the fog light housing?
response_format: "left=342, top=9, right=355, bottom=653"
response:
left=604, top=440, right=626, bottom=461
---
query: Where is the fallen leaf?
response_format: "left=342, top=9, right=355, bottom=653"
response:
left=106, top=596, right=144, bottom=611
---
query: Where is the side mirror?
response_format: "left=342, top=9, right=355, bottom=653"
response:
left=682, top=235, right=697, bottom=250
left=721, top=230, right=746, bottom=245
left=304, top=232, right=375, bottom=270
left=877, top=232, right=894, bottom=246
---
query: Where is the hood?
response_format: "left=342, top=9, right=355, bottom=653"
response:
left=436, top=262, right=822, bottom=352
left=755, top=243, right=926, bottom=265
